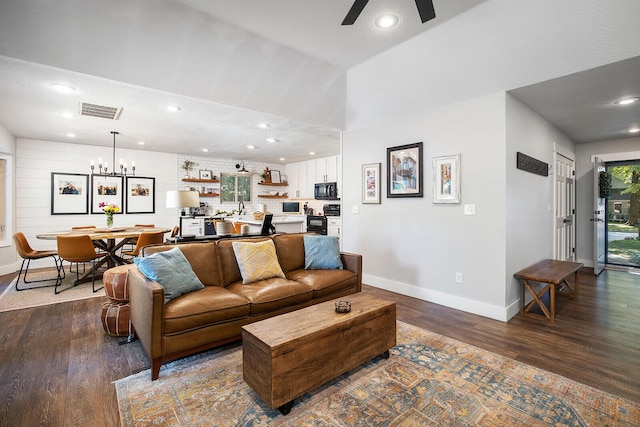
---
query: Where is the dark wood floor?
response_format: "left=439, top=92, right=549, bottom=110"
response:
left=0, top=267, right=638, bottom=426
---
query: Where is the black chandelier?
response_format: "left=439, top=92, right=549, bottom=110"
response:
left=90, top=131, right=135, bottom=176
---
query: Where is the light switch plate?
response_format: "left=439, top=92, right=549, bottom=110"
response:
left=464, top=204, right=476, bottom=215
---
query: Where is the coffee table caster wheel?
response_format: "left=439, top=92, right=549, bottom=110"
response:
left=382, top=350, right=390, bottom=359
left=278, top=400, right=294, bottom=415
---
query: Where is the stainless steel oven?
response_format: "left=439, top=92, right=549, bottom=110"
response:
left=306, top=215, right=327, bottom=235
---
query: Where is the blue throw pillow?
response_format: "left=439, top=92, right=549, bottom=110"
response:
left=133, top=247, right=205, bottom=303
left=303, top=235, right=343, bottom=270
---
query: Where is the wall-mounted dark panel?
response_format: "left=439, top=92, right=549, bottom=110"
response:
left=517, top=152, right=548, bottom=177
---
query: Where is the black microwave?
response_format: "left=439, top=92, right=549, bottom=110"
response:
left=314, top=182, right=338, bottom=200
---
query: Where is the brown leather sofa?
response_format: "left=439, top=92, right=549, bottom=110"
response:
left=126, top=233, right=362, bottom=380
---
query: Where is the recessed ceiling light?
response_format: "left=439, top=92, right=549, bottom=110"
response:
left=137, top=141, right=145, bottom=145
left=257, top=122, right=271, bottom=129
left=614, top=97, right=640, bottom=105
left=266, top=137, right=278, bottom=143
left=280, top=157, right=285, bottom=161
left=61, top=111, right=74, bottom=118
left=166, top=105, right=182, bottom=112
left=50, top=83, right=77, bottom=93
left=628, top=127, right=640, bottom=133
left=202, top=148, right=209, bottom=152
left=309, top=151, right=316, bottom=155
left=66, top=133, right=76, bottom=138
left=375, top=14, right=399, bottom=29
left=247, top=145, right=256, bottom=149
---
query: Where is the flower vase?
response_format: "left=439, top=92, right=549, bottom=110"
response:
left=106, top=215, right=113, bottom=229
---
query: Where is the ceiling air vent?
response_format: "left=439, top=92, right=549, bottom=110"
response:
left=79, top=102, right=122, bottom=120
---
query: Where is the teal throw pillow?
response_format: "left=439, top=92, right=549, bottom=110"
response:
left=303, top=235, right=343, bottom=270
left=133, top=247, right=204, bottom=303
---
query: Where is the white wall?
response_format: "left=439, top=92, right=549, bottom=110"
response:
left=575, top=137, right=640, bottom=267
left=505, top=94, right=576, bottom=312
left=342, top=92, right=509, bottom=321
left=0, top=123, right=15, bottom=274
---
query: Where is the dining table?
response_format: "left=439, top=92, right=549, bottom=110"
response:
left=37, top=226, right=170, bottom=284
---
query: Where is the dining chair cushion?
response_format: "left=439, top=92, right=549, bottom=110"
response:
left=232, top=239, right=285, bottom=285
left=303, top=235, right=343, bottom=270
left=134, top=247, right=204, bottom=303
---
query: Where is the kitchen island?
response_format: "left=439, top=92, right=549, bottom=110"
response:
left=232, top=214, right=306, bottom=234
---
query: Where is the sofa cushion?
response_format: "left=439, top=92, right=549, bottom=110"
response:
left=163, top=286, right=250, bottom=335
left=303, top=235, right=343, bottom=270
left=134, top=247, right=205, bottom=303
left=227, top=278, right=313, bottom=315
left=287, top=268, right=359, bottom=299
left=232, top=239, right=285, bottom=284
left=272, top=233, right=306, bottom=273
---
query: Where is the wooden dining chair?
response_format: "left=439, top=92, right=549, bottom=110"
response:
left=121, top=231, right=165, bottom=259
left=56, top=234, right=103, bottom=294
left=13, top=232, right=63, bottom=290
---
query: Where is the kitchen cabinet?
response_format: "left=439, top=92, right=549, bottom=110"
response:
left=315, top=155, right=340, bottom=184
left=327, top=217, right=341, bottom=239
left=286, top=161, right=309, bottom=199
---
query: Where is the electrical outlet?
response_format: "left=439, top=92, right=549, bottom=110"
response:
left=464, top=204, right=476, bottom=215
left=455, top=272, right=463, bottom=283
left=352, top=206, right=359, bottom=214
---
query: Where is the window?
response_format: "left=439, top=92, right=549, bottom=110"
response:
left=0, top=154, right=13, bottom=247
left=220, top=173, right=251, bottom=203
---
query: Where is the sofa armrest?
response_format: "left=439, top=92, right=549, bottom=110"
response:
left=128, top=267, right=165, bottom=361
left=340, top=252, right=362, bottom=292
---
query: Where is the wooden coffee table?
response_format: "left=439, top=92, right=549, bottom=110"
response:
left=242, top=293, right=396, bottom=415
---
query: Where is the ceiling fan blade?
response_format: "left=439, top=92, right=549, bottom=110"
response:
left=342, top=0, right=370, bottom=25
left=414, top=0, right=436, bottom=23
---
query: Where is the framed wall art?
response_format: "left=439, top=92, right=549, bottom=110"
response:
left=433, top=153, right=461, bottom=203
left=126, top=176, right=156, bottom=214
left=199, top=170, right=212, bottom=180
left=91, top=174, right=124, bottom=214
left=387, top=142, right=423, bottom=198
left=362, top=163, right=381, bottom=204
left=51, top=172, right=89, bottom=215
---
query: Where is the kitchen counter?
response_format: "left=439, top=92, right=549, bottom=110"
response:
left=231, top=214, right=306, bottom=233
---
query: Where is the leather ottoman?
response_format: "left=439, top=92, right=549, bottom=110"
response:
left=101, top=264, right=136, bottom=337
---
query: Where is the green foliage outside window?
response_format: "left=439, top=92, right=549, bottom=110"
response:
left=220, top=174, right=251, bottom=203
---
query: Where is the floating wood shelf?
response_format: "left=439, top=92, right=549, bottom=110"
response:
left=258, top=182, right=288, bottom=186
left=258, top=195, right=288, bottom=199
left=199, top=193, right=220, bottom=197
left=182, top=178, right=219, bottom=183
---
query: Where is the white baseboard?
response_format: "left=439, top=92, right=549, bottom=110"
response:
left=363, top=274, right=511, bottom=322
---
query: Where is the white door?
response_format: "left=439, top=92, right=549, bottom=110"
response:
left=554, top=153, right=575, bottom=261
left=593, top=156, right=606, bottom=275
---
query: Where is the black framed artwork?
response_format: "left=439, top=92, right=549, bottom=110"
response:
left=387, top=142, right=423, bottom=198
left=51, top=172, right=89, bottom=215
left=125, top=176, right=156, bottom=214
left=91, top=174, right=124, bottom=214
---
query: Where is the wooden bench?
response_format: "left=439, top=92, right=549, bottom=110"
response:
left=514, top=259, right=583, bottom=323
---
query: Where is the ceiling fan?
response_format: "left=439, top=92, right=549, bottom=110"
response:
left=342, top=0, right=436, bottom=25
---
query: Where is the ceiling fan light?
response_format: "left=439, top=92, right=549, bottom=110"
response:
left=375, top=14, right=398, bottom=28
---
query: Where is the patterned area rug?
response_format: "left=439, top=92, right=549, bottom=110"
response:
left=0, top=269, right=104, bottom=312
left=115, top=321, right=638, bottom=426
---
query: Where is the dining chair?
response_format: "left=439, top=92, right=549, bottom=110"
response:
left=121, top=224, right=156, bottom=254
left=56, top=234, right=103, bottom=294
left=166, top=225, right=180, bottom=243
left=121, top=231, right=165, bottom=259
left=13, top=232, right=63, bottom=290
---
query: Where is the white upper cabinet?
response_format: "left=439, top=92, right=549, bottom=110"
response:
left=286, top=155, right=341, bottom=199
